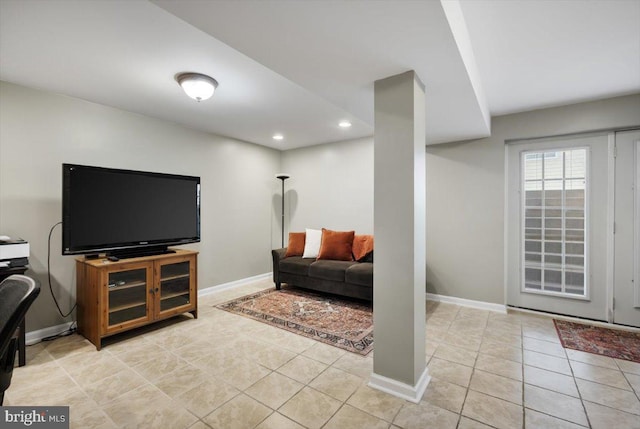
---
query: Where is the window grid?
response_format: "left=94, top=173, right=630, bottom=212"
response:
left=522, top=148, right=587, bottom=298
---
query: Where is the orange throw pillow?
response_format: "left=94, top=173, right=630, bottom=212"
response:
left=285, top=232, right=306, bottom=257
left=352, top=234, right=374, bottom=261
left=317, top=228, right=355, bottom=261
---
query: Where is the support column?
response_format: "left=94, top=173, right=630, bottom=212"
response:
left=369, top=71, right=429, bottom=402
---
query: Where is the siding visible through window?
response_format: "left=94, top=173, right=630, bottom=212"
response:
left=522, top=149, right=587, bottom=297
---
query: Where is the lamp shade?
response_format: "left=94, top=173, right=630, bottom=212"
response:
left=176, top=73, right=218, bottom=102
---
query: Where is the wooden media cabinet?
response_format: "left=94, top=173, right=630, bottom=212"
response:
left=76, top=249, right=198, bottom=350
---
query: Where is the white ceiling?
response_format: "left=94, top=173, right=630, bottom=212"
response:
left=1, top=0, right=638, bottom=150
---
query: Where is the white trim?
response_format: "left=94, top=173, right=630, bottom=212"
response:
left=368, top=367, right=431, bottom=403
left=635, top=140, right=640, bottom=308
left=504, top=145, right=510, bottom=309
left=25, top=321, right=75, bottom=345
left=606, top=133, right=616, bottom=321
left=198, top=272, right=271, bottom=297
left=426, top=293, right=507, bottom=314
left=508, top=306, right=640, bottom=333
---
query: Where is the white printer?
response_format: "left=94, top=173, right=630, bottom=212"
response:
left=0, top=237, right=29, bottom=268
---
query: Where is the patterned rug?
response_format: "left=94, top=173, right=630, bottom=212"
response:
left=554, top=320, right=640, bottom=363
left=216, top=286, right=373, bottom=355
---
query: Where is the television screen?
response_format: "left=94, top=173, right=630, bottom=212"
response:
left=62, top=164, right=200, bottom=256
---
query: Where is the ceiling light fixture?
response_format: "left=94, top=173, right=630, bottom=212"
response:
left=176, top=72, right=218, bottom=102
left=338, top=120, right=352, bottom=128
left=273, top=134, right=284, bottom=141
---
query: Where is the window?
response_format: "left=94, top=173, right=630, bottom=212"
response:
left=522, top=148, right=587, bottom=297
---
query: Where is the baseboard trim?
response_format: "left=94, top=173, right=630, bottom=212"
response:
left=368, top=367, right=431, bottom=403
left=198, top=272, right=272, bottom=297
left=25, top=321, right=75, bottom=346
left=426, top=292, right=507, bottom=314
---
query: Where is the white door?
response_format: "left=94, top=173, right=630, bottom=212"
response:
left=614, top=129, right=640, bottom=327
left=507, top=133, right=609, bottom=320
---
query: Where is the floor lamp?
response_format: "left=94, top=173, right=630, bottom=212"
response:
left=276, top=174, right=290, bottom=248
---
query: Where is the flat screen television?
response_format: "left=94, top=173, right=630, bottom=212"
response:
left=62, top=164, right=200, bottom=258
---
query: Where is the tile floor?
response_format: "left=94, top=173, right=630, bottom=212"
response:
left=6, top=279, right=640, bottom=429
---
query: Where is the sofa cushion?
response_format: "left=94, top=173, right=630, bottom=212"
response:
left=309, top=260, right=357, bottom=282
left=345, top=263, right=373, bottom=287
left=317, top=228, right=355, bottom=261
left=285, top=232, right=306, bottom=257
left=280, top=256, right=315, bottom=276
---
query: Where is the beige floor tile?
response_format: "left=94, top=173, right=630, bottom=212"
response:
left=324, top=404, right=389, bottom=429
left=245, top=371, right=304, bottom=409
left=9, top=360, right=67, bottom=390
left=524, top=384, right=588, bottom=426
left=203, top=393, right=272, bottom=429
left=131, top=350, right=188, bottom=382
left=347, top=385, right=405, bottom=422
left=45, top=334, right=97, bottom=360
left=394, top=401, right=459, bottom=429
left=523, top=350, right=572, bottom=375
left=583, top=400, right=640, bottom=429
left=302, top=342, right=346, bottom=365
left=332, top=353, right=373, bottom=379
left=7, top=374, right=84, bottom=406
left=280, top=387, right=342, bottom=429
left=215, top=357, right=272, bottom=391
left=474, top=354, right=523, bottom=381
left=154, top=364, right=213, bottom=398
left=59, top=350, right=128, bottom=387
left=428, top=357, right=473, bottom=387
left=254, top=412, right=304, bottom=429
left=69, top=398, right=118, bottom=429
left=175, top=378, right=240, bottom=418
left=522, top=325, right=561, bottom=344
left=486, top=320, right=522, bottom=336
left=523, top=337, right=566, bottom=358
left=442, top=332, right=482, bottom=352
left=616, top=359, right=640, bottom=375
left=113, top=342, right=167, bottom=367
left=479, top=339, right=523, bottom=363
left=524, top=365, right=579, bottom=397
left=575, top=378, right=640, bottom=415
left=461, top=390, right=523, bottom=429
left=469, top=369, right=523, bottom=405
left=524, top=408, right=587, bottom=429
left=566, top=348, right=618, bottom=369
left=250, top=343, right=297, bottom=370
left=24, top=343, right=54, bottom=366
left=457, top=416, right=494, bottom=428
left=570, top=360, right=632, bottom=390
left=625, top=372, right=640, bottom=394
left=425, top=326, right=449, bottom=342
left=188, top=421, right=213, bottom=429
left=102, top=384, right=197, bottom=429
left=420, top=376, right=467, bottom=413
left=277, top=355, right=328, bottom=384
left=482, top=329, right=523, bottom=348
left=433, top=343, right=477, bottom=367
left=309, top=366, right=363, bottom=401
left=82, top=367, right=148, bottom=405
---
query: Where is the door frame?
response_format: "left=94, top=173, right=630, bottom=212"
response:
left=504, top=131, right=614, bottom=321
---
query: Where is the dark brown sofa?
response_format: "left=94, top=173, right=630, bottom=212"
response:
left=271, top=248, right=373, bottom=301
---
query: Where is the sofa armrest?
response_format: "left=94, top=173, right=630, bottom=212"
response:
left=271, top=248, right=287, bottom=289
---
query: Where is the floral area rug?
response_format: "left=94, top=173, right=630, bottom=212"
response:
left=216, top=286, right=373, bottom=355
left=554, top=320, right=640, bottom=363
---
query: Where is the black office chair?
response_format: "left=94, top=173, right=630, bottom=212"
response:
left=0, top=274, right=40, bottom=405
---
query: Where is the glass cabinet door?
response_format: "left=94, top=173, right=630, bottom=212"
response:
left=107, top=268, right=149, bottom=327
left=158, top=261, right=192, bottom=313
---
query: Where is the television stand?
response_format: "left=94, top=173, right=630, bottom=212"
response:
left=108, top=246, right=175, bottom=260
left=76, top=249, right=198, bottom=350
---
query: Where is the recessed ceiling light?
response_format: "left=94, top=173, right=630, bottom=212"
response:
left=273, top=134, right=284, bottom=141
left=338, top=120, right=352, bottom=128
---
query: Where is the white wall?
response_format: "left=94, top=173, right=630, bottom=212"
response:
left=426, top=93, right=640, bottom=304
left=280, top=137, right=374, bottom=238
left=0, top=82, right=281, bottom=333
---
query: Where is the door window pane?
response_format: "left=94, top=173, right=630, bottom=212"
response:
left=522, top=149, right=587, bottom=297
